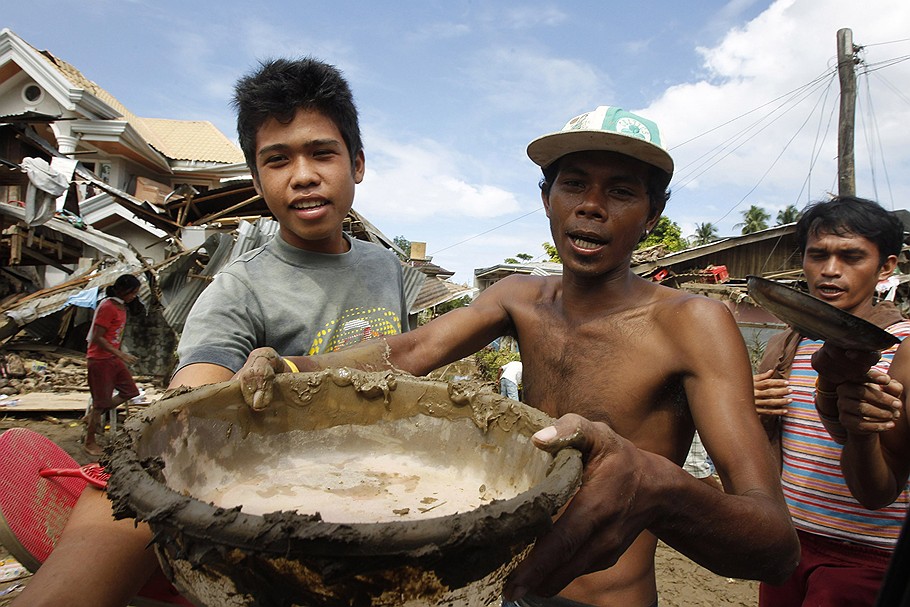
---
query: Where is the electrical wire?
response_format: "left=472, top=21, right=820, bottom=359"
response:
left=868, top=71, right=910, bottom=108
left=678, top=73, right=838, bottom=226
left=670, top=67, right=835, bottom=150
left=862, top=38, right=910, bottom=48
left=429, top=207, right=542, bottom=256
left=671, top=73, right=835, bottom=193
left=857, top=57, right=895, bottom=208
left=791, top=80, right=839, bottom=207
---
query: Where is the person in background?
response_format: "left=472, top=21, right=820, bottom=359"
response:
left=754, top=196, right=910, bottom=606
left=682, top=431, right=723, bottom=491
left=83, top=273, right=141, bottom=457
left=499, top=359, right=523, bottom=401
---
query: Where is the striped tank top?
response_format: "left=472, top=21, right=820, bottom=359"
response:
left=781, top=320, right=910, bottom=550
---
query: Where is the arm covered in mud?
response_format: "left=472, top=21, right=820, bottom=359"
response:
left=506, top=300, right=799, bottom=601
left=237, top=276, right=525, bottom=409
left=812, top=342, right=910, bottom=509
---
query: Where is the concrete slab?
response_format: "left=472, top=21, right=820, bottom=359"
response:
left=0, top=392, right=89, bottom=413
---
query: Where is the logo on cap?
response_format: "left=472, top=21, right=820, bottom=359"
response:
left=615, top=117, right=652, bottom=142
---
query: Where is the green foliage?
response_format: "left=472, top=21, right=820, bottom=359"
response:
left=474, top=346, right=521, bottom=383
left=691, top=222, right=719, bottom=246
left=417, top=294, right=472, bottom=326
left=434, top=295, right=472, bottom=316
left=746, top=331, right=767, bottom=372
left=542, top=242, right=561, bottom=263
left=505, top=252, right=533, bottom=264
left=393, top=235, right=411, bottom=258
left=736, top=205, right=771, bottom=234
left=776, top=204, right=801, bottom=225
left=638, top=216, right=687, bottom=252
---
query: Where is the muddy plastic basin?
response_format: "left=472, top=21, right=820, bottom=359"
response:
left=107, top=369, right=582, bottom=607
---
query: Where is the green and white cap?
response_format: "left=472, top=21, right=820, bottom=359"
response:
left=527, top=106, right=673, bottom=177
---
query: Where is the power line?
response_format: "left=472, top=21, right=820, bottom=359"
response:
left=427, top=51, right=910, bottom=259
left=677, top=49, right=909, bottom=228
left=429, top=207, right=542, bottom=256
left=862, top=38, right=910, bottom=48
left=862, top=54, right=910, bottom=73
left=857, top=57, right=895, bottom=208
left=792, top=82, right=839, bottom=207
left=713, top=88, right=834, bottom=225
left=669, top=68, right=835, bottom=151
left=868, top=70, right=910, bottom=108
left=673, top=72, right=836, bottom=199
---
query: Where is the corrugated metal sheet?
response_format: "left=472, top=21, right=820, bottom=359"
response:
left=2, top=260, right=144, bottom=328
left=160, top=232, right=235, bottom=332
left=631, top=224, right=799, bottom=277
left=234, top=217, right=279, bottom=257
left=411, top=277, right=476, bottom=313
left=401, top=264, right=428, bottom=312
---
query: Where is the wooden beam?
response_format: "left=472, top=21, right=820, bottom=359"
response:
left=191, top=193, right=261, bottom=225
left=19, top=246, right=74, bottom=273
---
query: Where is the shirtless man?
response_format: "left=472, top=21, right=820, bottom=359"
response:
left=241, top=106, right=799, bottom=606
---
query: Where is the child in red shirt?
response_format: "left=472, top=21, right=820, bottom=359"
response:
left=84, top=274, right=141, bottom=456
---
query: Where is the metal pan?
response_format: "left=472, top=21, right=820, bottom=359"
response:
left=746, top=275, right=899, bottom=351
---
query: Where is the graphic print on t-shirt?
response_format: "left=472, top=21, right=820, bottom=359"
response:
left=308, top=307, right=402, bottom=355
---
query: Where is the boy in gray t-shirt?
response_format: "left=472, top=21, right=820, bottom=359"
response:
left=12, top=57, right=409, bottom=607
left=169, top=57, right=409, bottom=388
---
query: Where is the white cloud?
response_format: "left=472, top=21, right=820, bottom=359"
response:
left=355, top=133, right=523, bottom=221
left=462, top=46, right=612, bottom=127
left=644, top=0, right=910, bottom=230
left=500, top=6, right=567, bottom=29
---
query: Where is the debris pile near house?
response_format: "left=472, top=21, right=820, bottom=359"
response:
left=0, top=351, right=82, bottom=397
left=0, top=350, right=160, bottom=400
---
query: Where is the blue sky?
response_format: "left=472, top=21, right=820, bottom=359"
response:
left=7, top=0, right=910, bottom=284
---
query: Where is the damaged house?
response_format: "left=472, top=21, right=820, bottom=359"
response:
left=0, top=28, right=471, bottom=384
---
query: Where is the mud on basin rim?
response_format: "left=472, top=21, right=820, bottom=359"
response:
left=106, top=369, right=583, bottom=558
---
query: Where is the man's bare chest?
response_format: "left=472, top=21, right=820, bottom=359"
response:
left=518, top=323, right=681, bottom=421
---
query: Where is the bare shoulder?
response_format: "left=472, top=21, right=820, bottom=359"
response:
left=650, top=284, right=733, bottom=322
left=479, top=274, right=559, bottom=308
left=649, top=286, right=742, bottom=347
left=491, top=273, right=558, bottom=294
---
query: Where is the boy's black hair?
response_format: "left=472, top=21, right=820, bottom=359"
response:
left=796, top=196, right=905, bottom=265
left=538, top=156, right=671, bottom=218
left=232, top=57, right=363, bottom=177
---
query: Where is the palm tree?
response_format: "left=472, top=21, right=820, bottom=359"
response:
left=736, top=205, right=770, bottom=235
left=776, top=204, right=801, bottom=225
left=691, top=222, right=719, bottom=246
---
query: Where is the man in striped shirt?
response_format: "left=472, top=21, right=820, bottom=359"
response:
left=754, top=196, right=910, bottom=606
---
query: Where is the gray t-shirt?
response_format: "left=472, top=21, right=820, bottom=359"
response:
left=176, top=233, right=408, bottom=374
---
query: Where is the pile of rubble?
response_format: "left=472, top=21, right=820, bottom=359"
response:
left=0, top=351, right=161, bottom=400
left=0, top=351, right=90, bottom=396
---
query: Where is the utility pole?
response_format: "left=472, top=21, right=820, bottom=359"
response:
left=837, top=27, right=857, bottom=197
